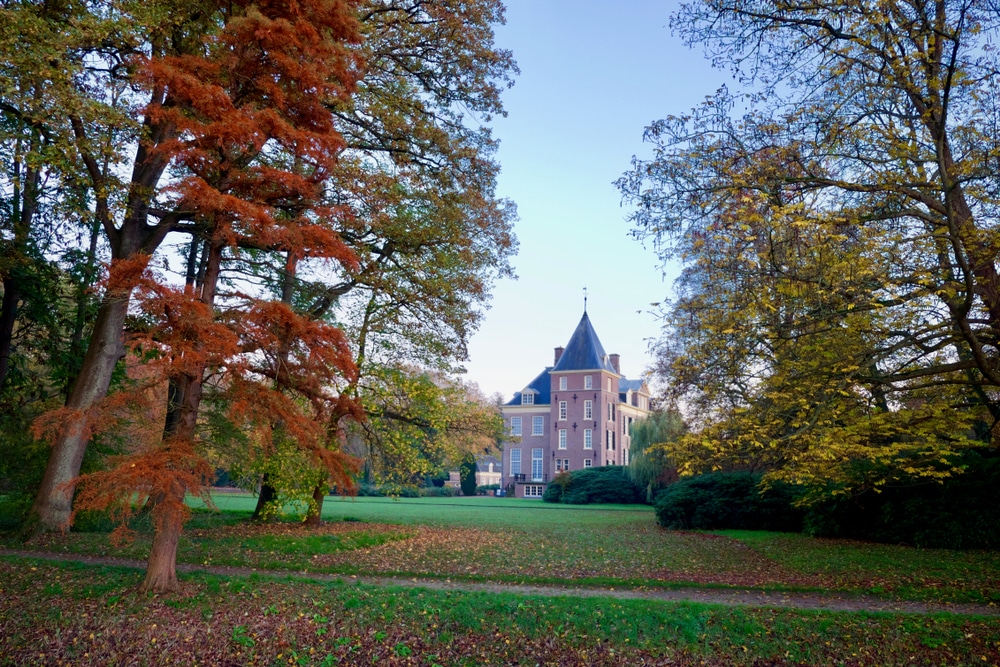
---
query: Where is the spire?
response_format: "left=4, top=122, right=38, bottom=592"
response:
left=583, top=286, right=588, bottom=313
left=551, top=311, right=617, bottom=373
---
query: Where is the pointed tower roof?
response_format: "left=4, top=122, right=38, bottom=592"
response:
left=551, top=312, right=618, bottom=373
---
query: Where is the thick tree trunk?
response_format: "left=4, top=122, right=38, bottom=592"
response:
left=304, top=482, right=327, bottom=527
left=28, top=291, right=132, bottom=533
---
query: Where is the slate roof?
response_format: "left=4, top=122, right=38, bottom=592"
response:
left=551, top=312, right=618, bottom=373
left=619, top=379, right=645, bottom=393
left=476, top=455, right=502, bottom=472
left=505, top=366, right=553, bottom=406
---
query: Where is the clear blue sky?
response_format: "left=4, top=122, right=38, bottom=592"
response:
left=463, top=0, right=731, bottom=399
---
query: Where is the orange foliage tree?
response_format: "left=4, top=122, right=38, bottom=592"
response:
left=35, top=0, right=365, bottom=591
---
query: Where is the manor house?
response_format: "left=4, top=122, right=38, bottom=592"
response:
left=501, top=312, right=652, bottom=498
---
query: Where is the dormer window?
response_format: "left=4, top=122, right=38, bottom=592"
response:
left=521, top=392, right=534, bottom=405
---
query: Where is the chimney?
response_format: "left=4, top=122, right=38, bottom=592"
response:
left=609, top=353, right=620, bottom=374
left=554, top=346, right=564, bottom=364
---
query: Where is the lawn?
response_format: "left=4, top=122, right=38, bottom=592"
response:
left=2, top=494, right=1000, bottom=666
left=6, top=492, right=1000, bottom=602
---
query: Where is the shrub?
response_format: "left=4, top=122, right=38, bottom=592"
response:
left=543, top=473, right=571, bottom=502
left=356, top=483, right=421, bottom=498
left=654, top=472, right=803, bottom=531
left=543, top=466, right=642, bottom=505
left=420, top=486, right=457, bottom=497
left=475, top=484, right=500, bottom=495
left=803, top=452, right=1000, bottom=548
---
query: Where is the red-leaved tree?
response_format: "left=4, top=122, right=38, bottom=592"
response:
left=39, top=0, right=365, bottom=591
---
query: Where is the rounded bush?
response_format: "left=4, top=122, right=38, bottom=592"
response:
left=654, top=472, right=803, bottom=531
left=543, top=466, right=642, bottom=505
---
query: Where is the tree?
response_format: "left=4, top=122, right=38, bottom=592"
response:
left=348, top=367, right=503, bottom=487
left=617, top=0, right=1000, bottom=496
left=26, top=0, right=365, bottom=591
left=243, top=0, right=517, bottom=504
left=628, top=409, right=686, bottom=503
left=459, top=454, right=477, bottom=496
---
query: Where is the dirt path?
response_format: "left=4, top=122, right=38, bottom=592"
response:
left=4, top=548, right=998, bottom=617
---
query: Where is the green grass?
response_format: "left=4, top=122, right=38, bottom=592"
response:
left=719, top=530, right=1000, bottom=603
left=3, top=492, right=999, bottom=604
left=1, top=557, right=998, bottom=666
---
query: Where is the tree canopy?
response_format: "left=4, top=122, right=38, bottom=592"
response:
left=618, top=0, right=1000, bottom=496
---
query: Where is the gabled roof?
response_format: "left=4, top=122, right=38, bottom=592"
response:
left=475, top=455, right=502, bottom=472
left=551, top=312, right=617, bottom=373
left=505, top=367, right=553, bottom=406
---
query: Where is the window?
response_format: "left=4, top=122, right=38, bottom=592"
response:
left=521, top=392, right=534, bottom=405
left=524, top=485, right=544, bottom=498
left=510, top=416, right=522, bottom=436
left=584, top=400, right=592, bottom=420
left=559, top=376, right=567, bottom=390
left=531, top=448, right=543, bottom=481
left=556, top=458, right=569, bottom=471
left=584, top=375, right=592, bottom=389
left=559, top=401, right=567, bottom=420
left=558, top=429, right=567, bottom=449
left=607, top=378, right=612, bottom=392
left=583, top=458, right=593, bottom=468
left=532, top=416, right=544, bottom=436
left=584, top=429, right=593, bottom=449
left=510, top=449, right=521, bottom=475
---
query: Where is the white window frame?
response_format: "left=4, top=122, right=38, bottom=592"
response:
left=521, top=392, right=534, bottom=405
left=510, top=416, right=522, bottom=436
left=524, top=485, right=544, bottom=498
left=584, top=400, right=592, bottom=420
left=532, top=415, right=544, bottom=436
left=584, top=429, right=593, bottom=449
left=510, top=449, right=521, bottom=475
left=584, top=375, right=592, bottom=389
left=584, top=458, right=593, bottom=468
left=531, top=448, right=544, bottom=482
left=559, top=401, right=567, bottom=421
left=559, top=376, right=567, bottom=390
left=558, top=429, right=567, bottom=449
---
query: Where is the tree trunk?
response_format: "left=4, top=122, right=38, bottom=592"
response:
left=0, top=277, right=20, bottom=392
left=141, top=241, right=222, bottom=588
left=304, top=482, right=327, bottom=527
left=141, top=487, right=185, bottom=592
left=0, top=152, right=39, bottom=393
left=252, top=476, right=278, bottom=521
left=28, top=290, right=132, bottom=534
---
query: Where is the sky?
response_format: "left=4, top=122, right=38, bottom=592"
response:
left=462, top=1, right=732, bottom=399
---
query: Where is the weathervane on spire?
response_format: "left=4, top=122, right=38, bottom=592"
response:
left=583, top=286, right=588, bottom=313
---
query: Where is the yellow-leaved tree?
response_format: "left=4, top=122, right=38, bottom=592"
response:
left=617, top=0, right=1000, bottom=498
